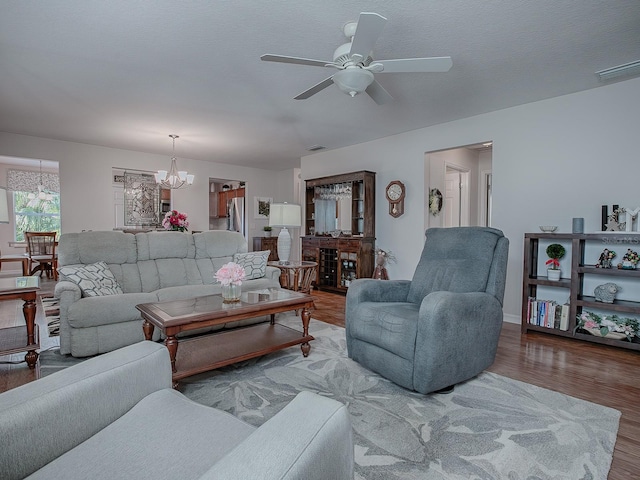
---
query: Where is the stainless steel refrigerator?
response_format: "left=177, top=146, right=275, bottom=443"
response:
left=227, top=197, right=245, bottom=236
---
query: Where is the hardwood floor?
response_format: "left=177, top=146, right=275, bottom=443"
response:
left=1, top=284, right=638, bottom=478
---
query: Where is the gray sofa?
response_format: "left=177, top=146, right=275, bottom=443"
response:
left=55, top=230, right=281, bottom=357
left=0, top=341, right=354, bottom=480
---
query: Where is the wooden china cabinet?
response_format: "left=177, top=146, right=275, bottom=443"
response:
left=302, top=171, right=375, bottom=293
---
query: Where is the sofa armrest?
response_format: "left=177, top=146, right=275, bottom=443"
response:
left=203, top=391, right=354, bottom=480
left=265, top=265, right=281, bottom=283
left=0, top=341, right=171, bottom=480
left=53, top=280, right=83, bottom=354
left=413, top=291, right=504, bottom=392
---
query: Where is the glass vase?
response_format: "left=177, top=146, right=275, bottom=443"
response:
left=221, top=283, right=241, bottom=303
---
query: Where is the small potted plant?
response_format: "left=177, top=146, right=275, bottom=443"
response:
left=545, top=243, right=565, bottom=281
left=263, top=226, right=272, bottom=237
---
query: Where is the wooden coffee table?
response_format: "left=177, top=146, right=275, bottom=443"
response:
left=136, top=289, right=315, bottom=384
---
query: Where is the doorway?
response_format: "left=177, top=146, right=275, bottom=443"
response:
left=425, top=142, right=492, bottom=229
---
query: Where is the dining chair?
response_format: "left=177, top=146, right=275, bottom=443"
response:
left=25, top=231, right=58, bottom=280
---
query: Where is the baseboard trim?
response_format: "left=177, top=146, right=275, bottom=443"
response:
left=503, top=313, right=520, bottom=325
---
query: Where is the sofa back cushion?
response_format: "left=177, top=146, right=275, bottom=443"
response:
left=135, top=232, right=196, bottom=260
left=407, top=227, right=506, bottom=304
left=58, top=232, right=137, bottom=266
left=58, top=230, right=255, bottom=293
left=193, top=231, right=249, bottom=284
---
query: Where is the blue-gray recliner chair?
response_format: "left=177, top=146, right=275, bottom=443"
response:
left=346, top=227, right=509, bottom=394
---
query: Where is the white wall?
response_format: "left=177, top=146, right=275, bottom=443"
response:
left=301, top=76, right=640, bottom=323
left=0, top=133, right=294, bottom=243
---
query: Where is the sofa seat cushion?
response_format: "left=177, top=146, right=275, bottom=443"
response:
left=67, top=293, right=158, bottom=329
left=26, top=389, right=255, bottom=480
left=348, top=301, right=419, bottom=360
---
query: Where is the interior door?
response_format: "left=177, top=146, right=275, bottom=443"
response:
left=444, top=168, right=470, bottom=227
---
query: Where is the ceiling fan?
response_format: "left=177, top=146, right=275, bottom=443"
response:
left=261, top=12, right=453, bottom=105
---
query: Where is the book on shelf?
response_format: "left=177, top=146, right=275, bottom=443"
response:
left=526, top=298, right=569, bottom=329
left=559, top=304, right=570, bottom=331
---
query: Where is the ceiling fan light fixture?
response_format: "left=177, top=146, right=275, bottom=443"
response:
left=332, top=68, right=374, bottom=97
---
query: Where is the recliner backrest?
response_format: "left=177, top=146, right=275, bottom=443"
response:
left=406, top=227, right=508, bottom=305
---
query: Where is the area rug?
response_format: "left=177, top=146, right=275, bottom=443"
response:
left=40, top=296, right=60, bottom=337
left=178, top=317, right=620, bottom=480
left=39, top=316, right=620, bottom=479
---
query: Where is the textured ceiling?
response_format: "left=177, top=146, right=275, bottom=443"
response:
left=1, top=1, right=639, bottom=170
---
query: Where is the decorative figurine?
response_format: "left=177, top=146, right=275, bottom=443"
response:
left=605, top=208, right=626, bottom=231
left=372, top=248, right=396, bottom=280
left=594, top=283, right=620, bottom=304
left=596, top=249, right=616, bottom=268
left=619, top=249, right=639, bottom=270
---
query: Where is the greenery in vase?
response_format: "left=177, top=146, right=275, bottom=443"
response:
left=545, top=243, right=565, bottom=270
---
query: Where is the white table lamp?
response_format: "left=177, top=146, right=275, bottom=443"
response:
left=269, top=203, right=301, bottom=264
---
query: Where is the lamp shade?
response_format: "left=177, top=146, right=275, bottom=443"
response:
left=269, top=203, right=301, bottom=228
left=0, top=187, right=9, bottom=224
left=332, top=68, right=374, bottom=97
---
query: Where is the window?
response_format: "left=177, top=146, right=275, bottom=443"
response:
left=13, top=191, right=60, bottom=242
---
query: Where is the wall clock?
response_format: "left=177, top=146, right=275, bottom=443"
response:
left=385, top=180, right=405, bottom=218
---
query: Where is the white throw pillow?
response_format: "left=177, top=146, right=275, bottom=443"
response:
left=58, top=261, right=124, bottom=297
left=233, top=251, right=270, bottom=280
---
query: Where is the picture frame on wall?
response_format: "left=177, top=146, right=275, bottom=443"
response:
left=254, top=196, right=272, bottom=219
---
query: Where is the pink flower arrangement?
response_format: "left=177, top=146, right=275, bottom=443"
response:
left=215, top=262, right=246, bottom=286
left=162, top=210, right=189, bottom=232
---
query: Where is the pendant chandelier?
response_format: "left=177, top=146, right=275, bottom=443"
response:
left=154, top=134, right=194, bottom=189
left=27, top=160, right=54, bottom=204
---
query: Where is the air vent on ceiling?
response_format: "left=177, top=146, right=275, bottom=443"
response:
left=596, top=60, right=640, bottom=82
left=307, top=145, right=326, bottom=152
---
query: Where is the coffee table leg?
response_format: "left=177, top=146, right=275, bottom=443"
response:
left=23, top=298, right=38, bottom=369
left=300, top=307, right=311, bottom=357
left=165, top=335, right=179, bottom=373
left=142, top=319, right=154, bottom=341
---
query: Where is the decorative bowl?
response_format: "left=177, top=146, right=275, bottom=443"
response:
left=539, top=226, right=558, bottom=233
left=585, top=327, right=626, bottom=340
left=330, top=230, right=341, bottom=238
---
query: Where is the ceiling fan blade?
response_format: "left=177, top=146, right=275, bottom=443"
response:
left=349, top=12, right=387, bottom=59
left=294, top=76, right=335, bottom=100
left=366, top=80, right=393, bottom=105
left=261, top=54, right=332, bottom=68
left=374, top=57, right=453, bottom=73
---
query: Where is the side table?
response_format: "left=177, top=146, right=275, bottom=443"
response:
left=0, top=276, right=40, bottom=369
left=268, top=261, right=318, bottom=294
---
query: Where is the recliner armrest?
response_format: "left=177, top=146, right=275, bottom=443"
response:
left=347, top=278, right=411, bottom=304
left=413, top=291, right=504, bottom=393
